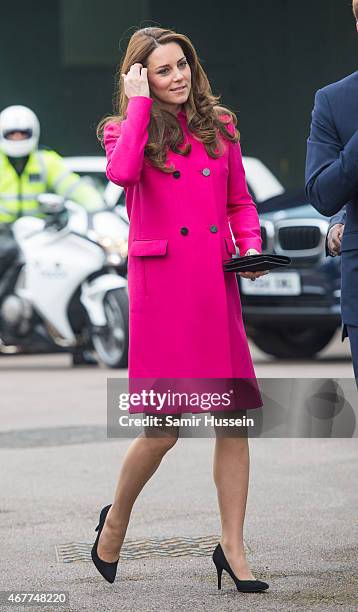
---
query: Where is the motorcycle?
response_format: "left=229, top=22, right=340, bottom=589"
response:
left=88, top=193, right=129, bottom=278
left=0, top=194, right=129, bottom=368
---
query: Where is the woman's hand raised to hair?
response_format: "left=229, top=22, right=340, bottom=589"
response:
left=122, top=63, right=150, bottom=99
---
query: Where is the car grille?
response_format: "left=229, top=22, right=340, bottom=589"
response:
left=274, top=219, right=329, bottom=258
left=278, top=226, right=321, bottom=250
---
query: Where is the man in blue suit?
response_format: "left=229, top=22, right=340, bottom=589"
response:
left=305, top=0, right=358, bottom=378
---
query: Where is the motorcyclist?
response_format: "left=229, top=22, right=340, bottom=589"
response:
left=0, top=104, right=102, bottom=365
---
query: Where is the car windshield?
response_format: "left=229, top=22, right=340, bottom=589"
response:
left=257, top=188, right=309, bottom=214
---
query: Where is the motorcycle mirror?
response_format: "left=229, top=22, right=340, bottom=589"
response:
left=37, top=193, right=66, bottom=214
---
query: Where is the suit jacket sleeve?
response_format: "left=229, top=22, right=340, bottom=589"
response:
left=103, top=96, right=153, bottom=187
left=328, top=207, right=346, bottom=230
left=305, top=88, right=358, bottom=216
left=226, top=137, right=262, bottom=255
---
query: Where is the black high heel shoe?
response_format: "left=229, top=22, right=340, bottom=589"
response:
left=91, top=504, right=119, bottom=583
left=212, top=543, right=269, bottom=593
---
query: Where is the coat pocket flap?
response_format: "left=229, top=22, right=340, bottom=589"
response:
left=224, top=236, right=237, bottom=255
left=130, top=239, right=168, bottom=256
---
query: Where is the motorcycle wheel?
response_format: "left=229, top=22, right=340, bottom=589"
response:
left=92, top=288, right=129, bottom=368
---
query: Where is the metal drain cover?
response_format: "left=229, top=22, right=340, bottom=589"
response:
left=56, top=534, right=239, bottom=562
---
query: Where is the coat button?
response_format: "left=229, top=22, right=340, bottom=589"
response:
left=209, top=225, right=218, bottom=233
left=173, top=170, right=181, bottom=178
left=202, top=168, right=211, bottom=176
left=180, top=227, right=189, bottom=235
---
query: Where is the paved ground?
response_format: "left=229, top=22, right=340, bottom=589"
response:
left=0, top=332, right=357, bottom=611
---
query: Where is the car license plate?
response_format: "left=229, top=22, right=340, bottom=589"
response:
left=240, top=272, right=301, bottom=295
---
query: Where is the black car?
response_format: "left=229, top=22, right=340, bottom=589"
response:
left=239, top=191, right=341, bottom=358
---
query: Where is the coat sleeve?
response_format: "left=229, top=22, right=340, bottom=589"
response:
left=226, top=134, right=262, bottom=255
left=103, top=96, right=153, bottom=187
left=305, top=88, right=358, bottom=216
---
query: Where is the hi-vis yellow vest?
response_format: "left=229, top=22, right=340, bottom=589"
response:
left=0, top=149, right=103, bottom=223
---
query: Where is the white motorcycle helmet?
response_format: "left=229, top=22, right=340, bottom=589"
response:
left=0, top=105, right=40, bottom=158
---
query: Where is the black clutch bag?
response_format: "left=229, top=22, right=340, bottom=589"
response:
left=223, top=253, right=291, bottom=273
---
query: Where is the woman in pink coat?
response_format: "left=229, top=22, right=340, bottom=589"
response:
left=91, top=27, right=269, bottom=594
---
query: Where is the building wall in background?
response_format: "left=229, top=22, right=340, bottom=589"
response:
left=0, top=0, right=356, bottom=188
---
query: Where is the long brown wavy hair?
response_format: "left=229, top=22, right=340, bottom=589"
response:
left=97, top=27, right=240, bottom=173
left=353, top=0, right=358, bottom=20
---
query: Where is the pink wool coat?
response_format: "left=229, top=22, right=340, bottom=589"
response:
left=104, top=96, right=263, bottom=413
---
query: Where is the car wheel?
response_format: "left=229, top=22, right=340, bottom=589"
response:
left=250, top=326, right=337, bottom=359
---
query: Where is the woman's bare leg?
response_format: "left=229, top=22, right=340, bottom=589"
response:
left=97, top=421, right=179, bottom=562
left=213, top=412, right=256, bottom=580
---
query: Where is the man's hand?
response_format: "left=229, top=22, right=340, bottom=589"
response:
left=327, top=223, right=344, bottom=256
left=122, top=63, right=150, bottom=99
left=238, top=248, right=269, bottom=282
